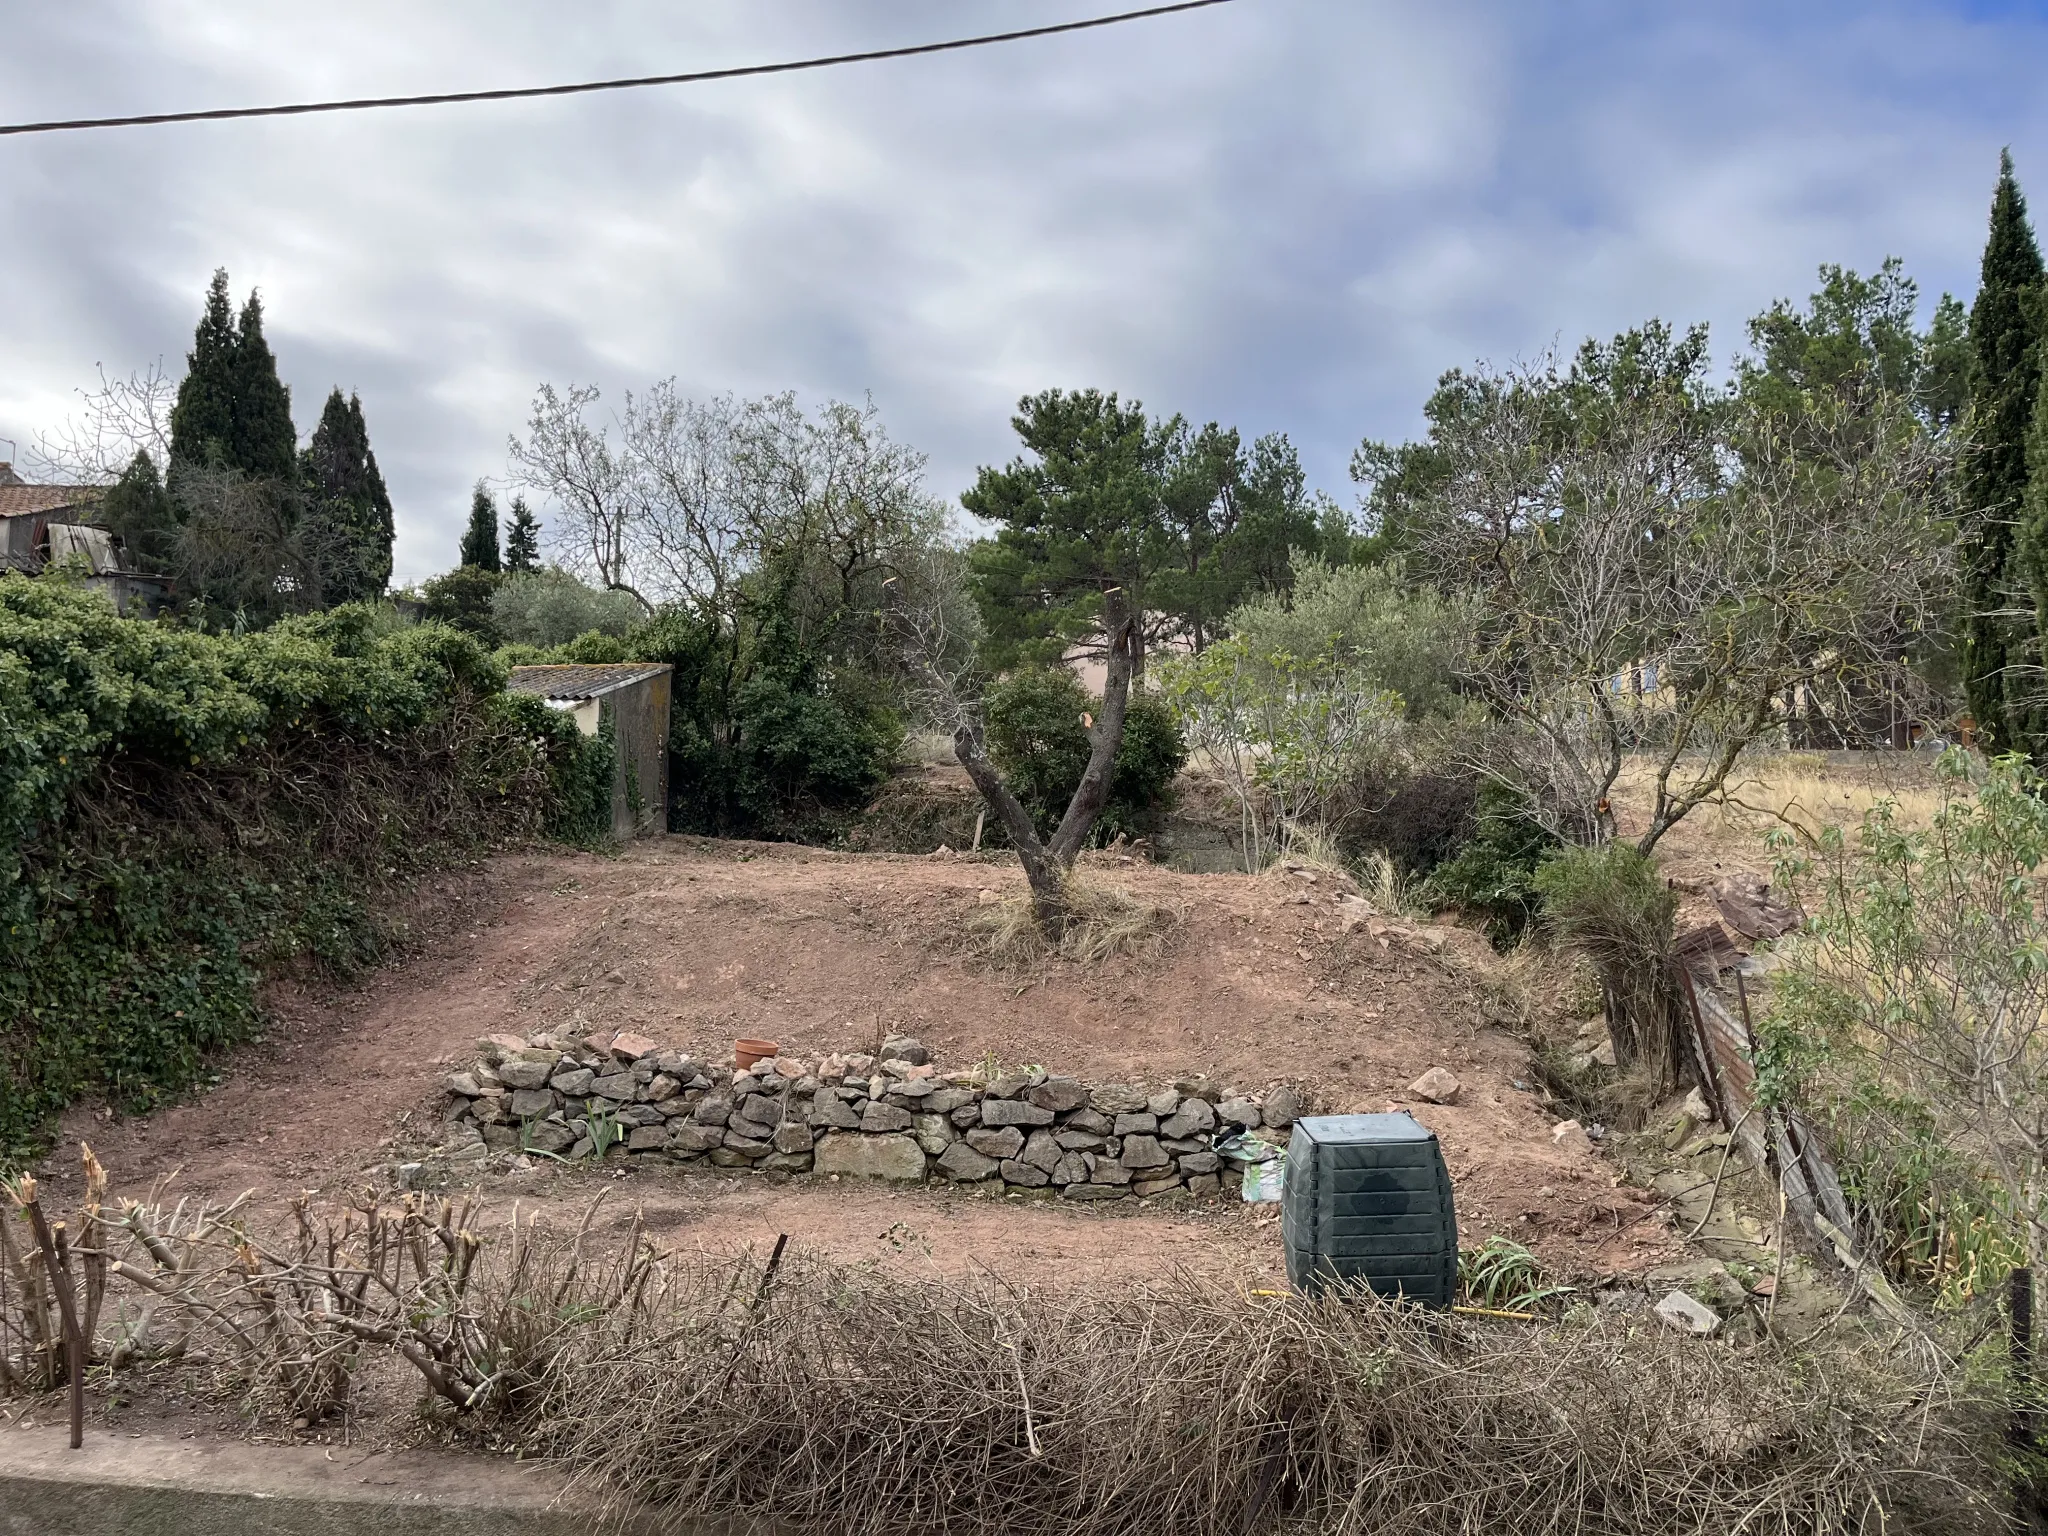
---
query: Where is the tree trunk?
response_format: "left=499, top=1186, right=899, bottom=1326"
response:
left=953, top=595, right=1140, bottom=936
left=953, top=730, right=1075, bottom=929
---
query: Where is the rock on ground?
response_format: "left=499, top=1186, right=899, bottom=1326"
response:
left=1408, top=1067, right=1460, bottom=1105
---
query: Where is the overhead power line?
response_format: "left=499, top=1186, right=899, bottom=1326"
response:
left=0, top=0, right=1237, bottom=138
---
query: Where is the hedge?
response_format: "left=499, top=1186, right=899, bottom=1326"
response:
left=0, top=577, right=608, bottom=1160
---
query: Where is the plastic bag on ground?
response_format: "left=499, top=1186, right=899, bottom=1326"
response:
left=1240, top=1151, right=1287, bottom=1202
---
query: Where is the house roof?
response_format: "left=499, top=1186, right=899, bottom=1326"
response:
left=0, top=483, right=107, bottom=518
left=506, top=663, right=670, bottom=702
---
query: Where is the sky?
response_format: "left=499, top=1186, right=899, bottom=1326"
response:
left=2, top=0, right=2045, bottom=585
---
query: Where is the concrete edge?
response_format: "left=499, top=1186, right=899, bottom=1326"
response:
left=0, top=1425, right=672, bottom=1534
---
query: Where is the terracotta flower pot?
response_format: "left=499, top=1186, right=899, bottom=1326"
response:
left=734, top=1038, right=780, bottom=1072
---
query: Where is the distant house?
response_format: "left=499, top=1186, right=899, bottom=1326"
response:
left=506, top=663, right=672, bottom=839
left=0, top=461, right=172, bottom=616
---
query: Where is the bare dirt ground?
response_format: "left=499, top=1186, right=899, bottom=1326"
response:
left=40, top=837, right=1676, bottom=1283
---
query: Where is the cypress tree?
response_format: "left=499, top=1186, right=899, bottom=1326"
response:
left=503, top=495, right=541, bottom=573
left=460, top=483, right=502, bottom=571
left=1963, top=151, right=2046, bottom=751
left=169, top=270, right=239, bottom=469
left=302, top=388, right=396, bottom=603
left=348, top=393, right=394, bottom=593
left=229, top=291, right=298, bottom=480
left=168, top=271, right=300, bottom=480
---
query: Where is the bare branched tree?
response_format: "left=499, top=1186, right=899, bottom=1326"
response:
left=25, top=362, right=178, bottom=484
left=172, top=465, right=337, bottom=621
left=508, top=383, right=940, bottom=640
left=507, top=383, right=646, bottom=609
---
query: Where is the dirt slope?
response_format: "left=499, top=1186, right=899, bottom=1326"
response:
left=44, top=837, right=1674, bottom=1281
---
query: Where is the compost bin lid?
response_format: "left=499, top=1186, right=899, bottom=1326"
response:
left=1290, top=1113, right=1435, bottom=1146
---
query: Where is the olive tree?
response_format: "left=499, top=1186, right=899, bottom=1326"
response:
left=1365, top=322, right=1954, bottom=856
left=1160, top=637, right=1402, bottom=872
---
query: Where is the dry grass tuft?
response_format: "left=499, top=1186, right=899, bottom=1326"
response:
left=970, top=874, right=1179, bottom=965
left=536, top=1249, right=2004, bottom=1536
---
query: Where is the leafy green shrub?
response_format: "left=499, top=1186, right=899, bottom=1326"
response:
left=1223, top=556, right=1467, bottom=722
left=1160, top=636, right=1401, bottom=871
left=1759, top=750, right=2048, bottom=1307
left=419, top=565, right=503, bottom=644
left=552, top=629, right=634, bottom=664
left=984, top=666, right=1187, bottom=844
left=0, top=578, right=602, bottom=1160
left=1423, top=783, right=1559, bottom=943
left=637, top=607, right=901, bottom=842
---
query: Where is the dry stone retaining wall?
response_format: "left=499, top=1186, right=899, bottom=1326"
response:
left=440, top=1029, right=1307, bottom=1203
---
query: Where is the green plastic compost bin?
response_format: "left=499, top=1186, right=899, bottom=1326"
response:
left=1281, top=1113, right=1457, bottom=1306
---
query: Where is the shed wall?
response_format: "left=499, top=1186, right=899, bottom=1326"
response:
left=603, top=672, right=671, bottom=839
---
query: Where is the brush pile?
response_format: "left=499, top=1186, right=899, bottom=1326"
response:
left=2, top=1159, right=2011, bottom=1534
left=537, top=1246, right=2003, bottom=1536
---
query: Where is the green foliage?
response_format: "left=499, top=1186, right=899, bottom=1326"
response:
left=1423, top=782, right=1560, bottom=944
left=171, top=271, right=296, bottom=479
left=96, top=451, right=178, bottom=572
left=1740, top=258, right=1931, bottom=412
left=963, top=389, right=1181, bottom=670
left=983, top=667, right=1187, bottom=844
left=1161, top=633, right=1400, bottom=871
left=643, top=605, right=901, bottom=842
left=301, top=389, right=395, bottom=603
left=226, top=290, right=298, bottom=480
left=964, top=393, right=1355, bottom=668
left=460, top=482, right=503, bottom=572
left=1761, top=750, right=2048, bottom=1302
left=1965, top=153, right=2046, bottom=754
left=1148, top=427, right=1346, bottom=649
left=491, top=568, right=644, bottom=649
left=167, top=270, right=242, bottom=473
left=421, top=565, right=504, bottom=644
left=1222, top=556, right=1466, bottom=722
left=504, top=496, right=541, bottom=574
left=1532, top=841, right=1686, bottom=1088
left=0, top=578, right=603, bottom=1160
left=1459, top=1236, right=1573, bottom=1312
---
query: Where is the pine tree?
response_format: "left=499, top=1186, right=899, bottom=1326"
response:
left=1964, top=151, right=2046, bottom=752
left=460, top=483, right=502, bottom=571
left=229, top=291, right=298, bottom=480
left=503, top=495, right=541, bottom=573
left=302, top=388, right=396, bottom=603
left=169, top=270, right=239, bottom=469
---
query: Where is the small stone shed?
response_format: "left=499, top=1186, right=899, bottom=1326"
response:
left=507, top=663, right=672, bottom=839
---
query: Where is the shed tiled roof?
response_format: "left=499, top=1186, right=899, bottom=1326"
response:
left=506, top=663, right=670, bottom=701
left=0, top=484, right=107, bottom=518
